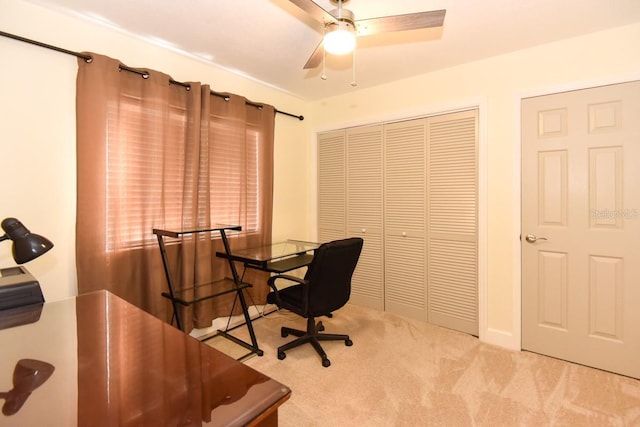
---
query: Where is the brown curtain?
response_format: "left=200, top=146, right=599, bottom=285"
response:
left=76, top=53, right=274, bottom=328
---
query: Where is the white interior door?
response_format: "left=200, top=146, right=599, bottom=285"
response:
left=521, top=80, right=640, bottom=379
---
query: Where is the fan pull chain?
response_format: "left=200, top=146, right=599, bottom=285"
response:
left=321, top=46, right=327, bottom=80
left=350, top=47, right=357, bottom=87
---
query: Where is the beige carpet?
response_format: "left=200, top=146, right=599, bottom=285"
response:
left=208, top=303, right=640, bottom=426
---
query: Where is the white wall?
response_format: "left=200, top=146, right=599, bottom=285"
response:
left=0, top=0, right=312, bottom=301
left=309, top=22, right=640, bottom=349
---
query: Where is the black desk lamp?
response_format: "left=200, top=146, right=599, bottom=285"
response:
left=0, top=218, right=53, bottom=265
left=0, top=220, right=55, bottom=415
left=0, top=218, right=54, bottom=326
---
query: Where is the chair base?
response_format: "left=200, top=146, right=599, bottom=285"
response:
left=277, top=317, right=352, bottom=367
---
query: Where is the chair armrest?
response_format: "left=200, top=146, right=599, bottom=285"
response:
left=267, top=274, right=310, bottom=312
left=267, top=274, right=307, bottom=289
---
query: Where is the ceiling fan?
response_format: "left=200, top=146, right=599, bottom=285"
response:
left=289, top=0, right=446, bottom=69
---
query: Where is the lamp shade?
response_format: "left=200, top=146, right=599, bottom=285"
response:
left=0, top=218, right=53, bottom=264
left=324, top=21, right=356, bottom=55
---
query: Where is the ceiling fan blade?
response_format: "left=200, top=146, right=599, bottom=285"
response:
left=303, top=40, right=325, bottom=69
left=356, top=9, right=446, bottom=36
left=289, top=0, right=337, bottom=24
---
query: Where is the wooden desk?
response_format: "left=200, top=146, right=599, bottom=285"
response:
left=0, top=291, right=290, bottom=426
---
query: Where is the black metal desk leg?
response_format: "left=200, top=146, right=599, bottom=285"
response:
left=219, top=229, right=262, bottom=355
left=156, top=233, right=183, bottom=331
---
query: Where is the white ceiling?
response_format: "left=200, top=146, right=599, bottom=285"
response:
left=23, top=0, right=640, bottom=100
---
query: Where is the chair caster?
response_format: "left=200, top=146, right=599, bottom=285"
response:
left=278, top=351, right=286, bottom=360
left=322, top=357, right=331, bottom=367
left=318, top=323, right=325, bottom=332
left=281, top=329, right=288, bottom=338
left=345, top=339, right=353, bottom=346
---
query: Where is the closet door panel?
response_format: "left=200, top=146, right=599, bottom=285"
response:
left=318, top=131, right=346, bottom=243
left=384, top=234, right=426, bottom=320
left=384, top=120, right=427, bottom=235
left=384, top=119, right=427, bottom=320
left=428, top=238, right=477, bottom=333
left=347, top=126, right=383, bottom=232
left=347, top=126, right=384, bottom=309
left=427, top=110, right=479, bottom=335
left=348, top=230, right=384, bottom=309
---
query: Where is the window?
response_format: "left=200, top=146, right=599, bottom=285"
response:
left=105, top=94, right=262, bottom=252
left=206, top=120, right=261, bottom=234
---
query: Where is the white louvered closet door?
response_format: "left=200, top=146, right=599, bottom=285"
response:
left=346, top=126, right=384, bottom=310
left=384, top=119, right=428, bottom=320
left=318, top=131, right=346, bottom=243
left=427, top=110, right=478, bottom=335
left=317, top=110, right=479, bottom=335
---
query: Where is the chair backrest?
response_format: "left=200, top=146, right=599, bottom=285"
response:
left=304, top=237, right=363, bottom=316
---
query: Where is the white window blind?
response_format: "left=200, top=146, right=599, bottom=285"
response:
left=105, top=95, right=261, bottom=252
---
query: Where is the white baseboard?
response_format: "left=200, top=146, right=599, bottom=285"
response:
left=189, top=304, right=272, bottom=339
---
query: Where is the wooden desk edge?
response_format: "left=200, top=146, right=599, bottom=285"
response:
left=247, top=391, right=291, bottom=427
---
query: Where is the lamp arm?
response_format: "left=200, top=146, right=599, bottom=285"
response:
left=0, top=234, right=7, bottom=242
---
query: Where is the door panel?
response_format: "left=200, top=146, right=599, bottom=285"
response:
left=384, top=233, right=426, bottom=320
left=318, top=131, right=346, bottom=243
left=427, top=110, right=479, bottom=335
left=347, top=125, right=384, bottom=309
left=384, top=119, right=427, bottom=320
left=522, top=80, right=640, bottom=379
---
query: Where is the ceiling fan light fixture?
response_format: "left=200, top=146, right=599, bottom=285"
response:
left=324, top=22, right=356, bottom=55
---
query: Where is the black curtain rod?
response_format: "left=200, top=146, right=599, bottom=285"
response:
left=1, top=30, right=304, bottom=121
left=115, top=63, right=190, bottom=89
left=209, top=91, right=303, bottom=120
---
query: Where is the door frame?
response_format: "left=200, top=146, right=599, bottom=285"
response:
left=514, top=72, right=640, bottom=351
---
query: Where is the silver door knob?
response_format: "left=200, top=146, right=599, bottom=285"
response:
left=525, top=234, right=547, bottom=243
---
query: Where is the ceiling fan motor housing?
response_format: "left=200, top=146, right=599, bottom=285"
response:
left=328, top=7, right=355, bottom=25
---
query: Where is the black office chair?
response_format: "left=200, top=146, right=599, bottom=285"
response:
left=266, top=237, right=363, bottom=367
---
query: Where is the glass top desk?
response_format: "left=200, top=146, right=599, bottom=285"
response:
left=0, top=290, right=290, bottom=426
left=217, top=240, right=320, bottom=274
